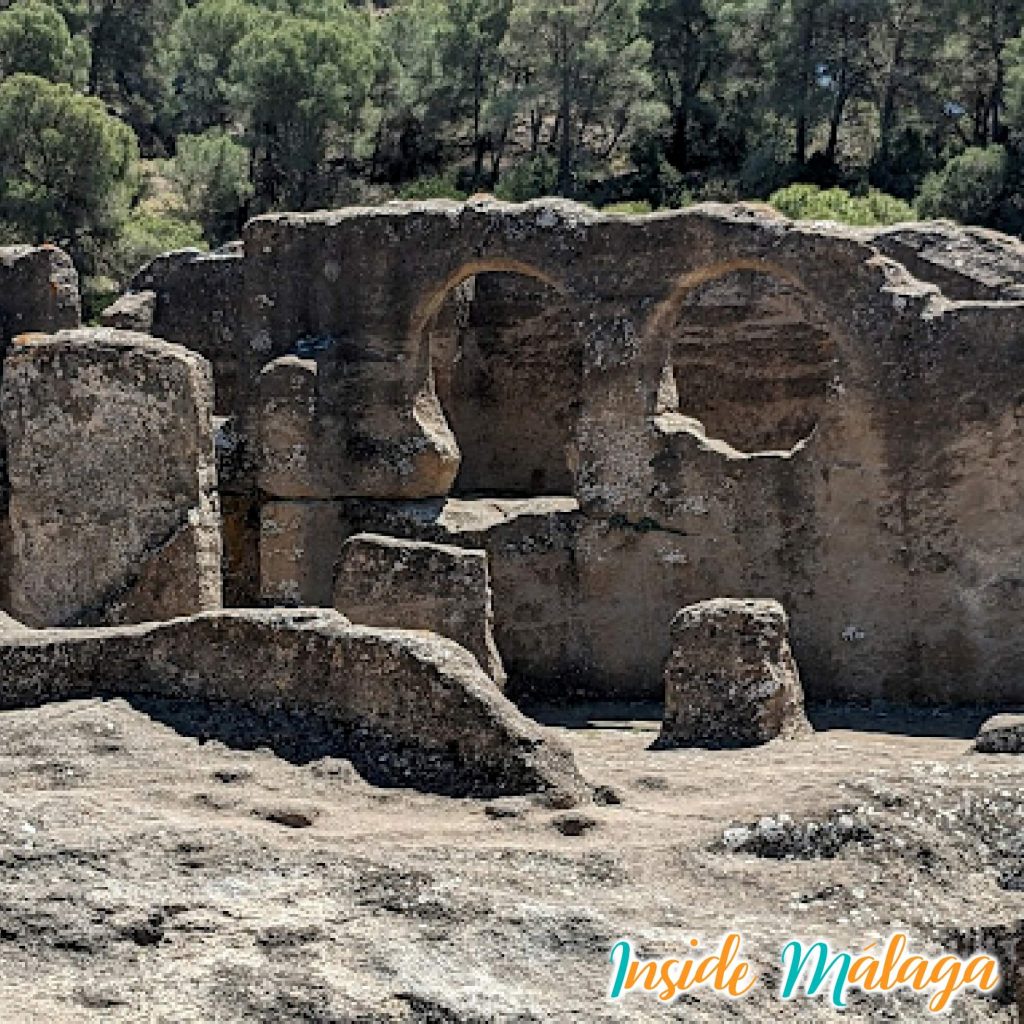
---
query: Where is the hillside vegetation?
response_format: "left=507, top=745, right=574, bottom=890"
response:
left=2, top=0, right=1024, bottom=300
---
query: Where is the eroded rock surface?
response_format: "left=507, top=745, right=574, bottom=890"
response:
left=334, top=532, right=506, bottom=687
left=0, top=608, right=579, bottom=798
left=59, top=201, right=1024, bottom=704
left=0, top=703, right=1015, bottom=1021
left=658, top=597, right=811, bottom=748
left=1, top=329, right=221, bottom=626
left=975, top=715, right=1024, bottom=754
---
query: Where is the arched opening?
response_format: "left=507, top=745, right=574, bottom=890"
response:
left=416, top=263, right=583, bottom=496
left=647, top=261, right=837, bottom=455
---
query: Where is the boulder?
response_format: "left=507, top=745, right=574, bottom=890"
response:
left=657, top=598, right=811, bottom=748
left=0, top=609, right=582, bottom=799
left=974, top=714, right=1024, bottom=754
left=334, top=533, right=506, bottom=687
left=1, top=329, right=222, bottom=626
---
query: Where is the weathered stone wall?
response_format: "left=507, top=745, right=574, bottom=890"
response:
left=1, top=329, right=222, bottom=627
left=105, top=200, right=1024, bottom=705
left=0, top=245, right=81, bottom=611
left=127, top=246, right=246, bottom=416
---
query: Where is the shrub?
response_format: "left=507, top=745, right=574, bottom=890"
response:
left=916, top=146, right=1011, bottom=228
left=397, top=175, right=467, bottom=201
left=107, top=208, right=206, bottom=284
left=494, top=156, right=558, bottom=202
left=602, top=201, right=653, bottom=214
left=768, top=183, right=914, bottom=226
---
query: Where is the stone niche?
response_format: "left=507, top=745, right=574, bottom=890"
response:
left=426, top=272, right=584, bottom=496
left=1, top=329, right=222, bottom=627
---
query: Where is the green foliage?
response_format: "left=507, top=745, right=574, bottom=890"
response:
left=9, top=0, right=1024, bottom=288
left=0, top=0, right=86, bottom=85
left=164, top=0, right=257, bottom=134
left=107, top=207, right=206, bottom=283
left=493, top=155, right=557, bottom=201
left=230, top=7, right=376, bottom=208
left=397, top=175, right=467, bottom=200
left=501, top=0, right=667, bottom=195
left=916, top=147, right=1016, bottom=228
left=0, top=73, right=137, bottom=260
left=77, top=0, right=186, bottom=149
left=171, top=128, right=253, bottom=242
left=739, top=133, right=799, bottom=199
left=769, top=183, right=914, bottom=226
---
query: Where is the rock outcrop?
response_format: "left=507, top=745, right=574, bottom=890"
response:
left=1, top=329, right=222, bottom=626
left=0, top=608, right=582, bottom=798
left=333, top=533, right=506, bottom=687
left=975, top=715, right=1024, bottom=754
left=657, top=598, right=811, bottom=748
left=40, top=200, right=1024, bottom=705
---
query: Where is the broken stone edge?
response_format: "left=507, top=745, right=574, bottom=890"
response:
left=0, top=609, right=585, bottom=800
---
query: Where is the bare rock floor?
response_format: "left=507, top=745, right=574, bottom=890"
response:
left=0, top=699, right=1020, bottom=1022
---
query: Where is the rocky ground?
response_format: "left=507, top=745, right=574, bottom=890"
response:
left=0, top=698, right=1019, bottom=1023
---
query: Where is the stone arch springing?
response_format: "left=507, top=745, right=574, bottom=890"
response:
left=644, top=259, right=839, bottom=456
left=411, top=258, right=583, bottom=497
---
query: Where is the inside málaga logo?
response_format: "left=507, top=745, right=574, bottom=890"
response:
left=608, top=932, right=1001, bottom=1012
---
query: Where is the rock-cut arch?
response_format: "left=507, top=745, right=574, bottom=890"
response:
left=411, top=258, right=583, bottom=497
left=645, top=259, right=839, bottom=456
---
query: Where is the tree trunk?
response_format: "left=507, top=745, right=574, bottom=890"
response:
left=991, top=3, right=1006, bottom=143
left=794, top=2, right=815, bottom=167
left=825, top=91, right=847, bottom=169
left=557, top=22, right=574, bottom=195
left=471, top=51, right=484, bottom=185
left=878, top=32, right=905, bottom=165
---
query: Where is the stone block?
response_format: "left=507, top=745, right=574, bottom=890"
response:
left=975, top=715, right=1024, bottom=754
left=260, top=500, right=346, bottom=606
left=334, top=532, right=506, bottom=687
left=99, top=290, right=156, bottom=333
left=1, top=328, right=221, bottom=626
left=658, top=598, right=811, bottom=748
left=0, top=245, right=80, bottom=345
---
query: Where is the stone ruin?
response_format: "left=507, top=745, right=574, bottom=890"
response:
left=658, top=598, right=810, bottom=748
left=2, top=198, right=1024, bottom=789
